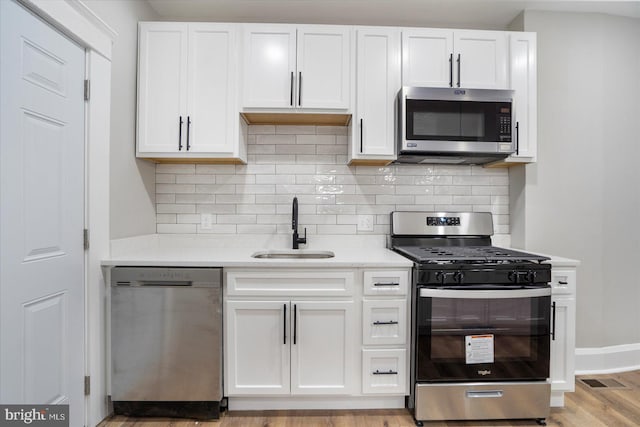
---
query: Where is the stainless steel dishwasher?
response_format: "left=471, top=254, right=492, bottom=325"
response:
left=110, top=267, right=222, bottom=419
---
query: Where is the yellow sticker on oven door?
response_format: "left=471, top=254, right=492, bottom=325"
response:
left=465, top=334, right=494, bottom=364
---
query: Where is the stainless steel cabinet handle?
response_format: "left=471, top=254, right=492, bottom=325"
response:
left=372, top=369, right=398, bottom=375
left=373, top=282, right=400, bottom=287
left=186, top=116, right=191, bottom=151
left=456, top=53, right=461, bottom=87
left=373, top=320, right=399, bottom=325
left=178, top=116, right=183, bottom=151
left=466, top=390, right=503, bottom=398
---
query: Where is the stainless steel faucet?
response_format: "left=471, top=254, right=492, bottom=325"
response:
left=292, top=197, right=306, bottom=249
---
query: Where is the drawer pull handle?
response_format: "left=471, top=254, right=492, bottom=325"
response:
left=373, top=369, right=398, bottom=375
left=373, top=321, right=399, bottom=326
left=374, top=282, right=400, bottom=287
left=558, top=281, right=568, bottom=285
left=466, top=390, right=503, bottom=398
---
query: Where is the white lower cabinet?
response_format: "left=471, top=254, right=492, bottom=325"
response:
left=549, top=265, right=578, bottom=405
left=226, top=299, right=354, bottom=396
left=224, top=269, right=357, bottom=397
left=225, top=300, right=290, bottom=395
left=290, top=301, right=355, bottom=394
left=224, top=267, right=412, bottom=405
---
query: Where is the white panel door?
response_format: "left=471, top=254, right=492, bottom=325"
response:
left=297, top=26, right=350, bottom=109
left=402, top=29, right=453, bottom=87
left=187, top=24, right=237, bottom=154
left=243, top=25, right=297, bottom=108
left=354, top=28, right=400, bottom=158
left=0, top=0, right=85, bottom=424
left=137, top=22, right=188, bottom=153
left=454, top=30, right=508, bottom=89
left=225, top=301, right=290, bottom=395
left=290, top=301, right=355, bottom=395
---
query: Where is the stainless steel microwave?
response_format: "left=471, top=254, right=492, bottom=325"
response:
left=395, top=87, right=516, bottom=165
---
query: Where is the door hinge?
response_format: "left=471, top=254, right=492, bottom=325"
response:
left=84, top=79, right=90, bottom=101
left=84, top=376, right=90, bottom=396
left=83, top=229, right=89, bottom=251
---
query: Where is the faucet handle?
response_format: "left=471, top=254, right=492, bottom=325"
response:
left=301, top=227, right=307, bottom=244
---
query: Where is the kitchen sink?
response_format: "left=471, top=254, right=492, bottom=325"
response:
left=251, top=249, right=335, bottom=259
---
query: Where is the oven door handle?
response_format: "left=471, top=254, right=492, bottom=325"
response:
left=418, top=287, right=551, bottom=299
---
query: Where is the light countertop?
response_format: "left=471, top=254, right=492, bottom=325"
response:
left=102, top=234, right=414, bottom=268
left=102, top=234, right=579, bottom=269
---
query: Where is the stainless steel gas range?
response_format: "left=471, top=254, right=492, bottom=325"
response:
left=389, top=211, right=553, bottom=426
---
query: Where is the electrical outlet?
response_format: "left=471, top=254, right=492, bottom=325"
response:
left=357, top=214, right=374, bottom=232
left=201, top=213, right=213, bottom=230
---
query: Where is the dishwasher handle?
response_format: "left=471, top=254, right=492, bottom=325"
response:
left=114, top=280, right=193, bottom=287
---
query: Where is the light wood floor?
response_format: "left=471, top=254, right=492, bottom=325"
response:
left=99, top=370, right=640, bottom=427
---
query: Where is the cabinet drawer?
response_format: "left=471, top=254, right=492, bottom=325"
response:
left=226, top=269, right=354, bottom=297
left=551, top=268, right=576, bottom=295
left=363, top=270, right=409, bottom=296
left=362, top=299, right=407, bottom=346
left=362, top=349, right=407, bottom=394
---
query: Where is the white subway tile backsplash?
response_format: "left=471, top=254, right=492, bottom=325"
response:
left=155, top=125, right=510, bottom=239
left=176, top=174, right=215, bottom=184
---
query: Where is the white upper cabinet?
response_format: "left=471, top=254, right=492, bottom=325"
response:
left=137, top=22, right=188, bottom=153
left=402, top=28, right=453, bottom=87
left=242, top=24, right=351, bottom=110
left=350, top=27, right=401, bottom=164
left=137, top=22, right=245, bottom=162
left=402, top=28, right=508, bottom=89
left=507, top=32, right=537, bottom=162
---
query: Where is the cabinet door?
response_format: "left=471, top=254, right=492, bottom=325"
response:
left=550, top=297, right=576, bottom=393
left=290, top=301, right=355, bottom=395
left=137, top=22, right=188, bottom=153
left=454, top=30, right=508, bottom=89
left=509, top=32, right=537, bottom=161
left=402, top=28, right=453, bottom=87
left=187, top=24, right=237, bottom=154
left=296, top=26, right=350, bottom=109
left=225, top=300, right=290, bottom=395
left=353, top=28, right=400, bottom=160
left=243, top=24, right=296, bottom=108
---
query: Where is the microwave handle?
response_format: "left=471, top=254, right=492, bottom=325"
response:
left=515, top=121, right=520, bottom=155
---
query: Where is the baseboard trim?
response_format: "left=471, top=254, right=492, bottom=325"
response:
left=228, top=396, right=405, bottom=411
left=575, top=343, right=640, bottom=375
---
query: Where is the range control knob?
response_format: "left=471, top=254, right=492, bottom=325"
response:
left=454, top=271, right=464, bottom=283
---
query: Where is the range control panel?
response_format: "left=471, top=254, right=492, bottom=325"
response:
left=427, top=216, right=461, bottom=226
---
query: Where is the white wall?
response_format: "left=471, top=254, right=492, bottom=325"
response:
left=83, top=0, right=159, bottom=239
left=510, top=11, right=640, bottom=348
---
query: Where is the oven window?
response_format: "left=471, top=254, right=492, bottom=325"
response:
left=416, top=294, right=550, bottom=382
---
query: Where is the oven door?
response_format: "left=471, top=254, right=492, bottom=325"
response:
left=416, top=286, right=551, bottom=382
